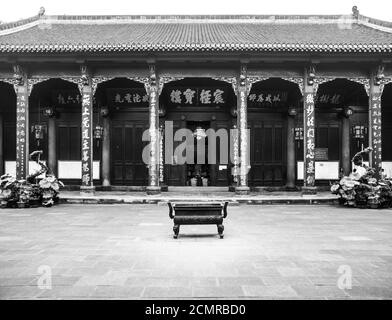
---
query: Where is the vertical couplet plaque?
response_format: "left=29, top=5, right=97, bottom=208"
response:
left=16, top=85, right=29, bottom=180
left=81, top=86, right=93, bottom=188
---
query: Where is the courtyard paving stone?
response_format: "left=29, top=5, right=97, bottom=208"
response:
left=0, top=204, right=392, bottom=299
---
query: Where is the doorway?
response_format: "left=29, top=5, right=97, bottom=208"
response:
left=186, top=121, right=210, bottom=186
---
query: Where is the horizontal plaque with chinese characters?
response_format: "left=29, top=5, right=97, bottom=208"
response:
left=52, top=90, right=81, bottom=106
left=247, top=91, right=288, bottom=107
left=315, top=92, right=344, bottom=106
left=107, top=88, right=149, bottom=106
left=166, top=87, right=228, bottom=107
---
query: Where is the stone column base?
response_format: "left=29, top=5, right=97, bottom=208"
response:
left=235, top=186, right=250, bottom=195
left=228, top=184, right=237, bottom=192
left=102, top=179, right=111, bottom=188
left=301, top=186, right=317, bottom=195
left=285, top=184, right=297, bottom=191
left=80, top=185, right=96, bottom=196
left=146, top=186, right=161, bottom=195
left=160, top=184, right=168, bottom=192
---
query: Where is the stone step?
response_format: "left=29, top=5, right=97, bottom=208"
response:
left=167, top=186, right=229, bottom=193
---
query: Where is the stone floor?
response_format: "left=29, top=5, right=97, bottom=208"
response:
left=0, top=204, right=392, bottom=299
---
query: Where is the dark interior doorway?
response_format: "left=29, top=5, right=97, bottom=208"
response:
left=186, top=121, right=210, bottom=186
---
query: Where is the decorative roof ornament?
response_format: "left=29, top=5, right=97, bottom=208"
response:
left=307, top=65, right=316, bottom=86
left=239, top=64, right=247, bottom=87
left=80, top=65, right=89, bottom=86
left=13, top=64, right=24, bottom=86
left=38, top=7, right=45, bottom=17
left=352, top=6, right=359, bottom=19
left=375, top=64, right=385, bottom=86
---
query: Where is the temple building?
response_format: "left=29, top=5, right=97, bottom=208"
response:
left=0, top=7, right=392, bottom=194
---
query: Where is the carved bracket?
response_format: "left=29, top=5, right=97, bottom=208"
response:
left=378, top=77, right=392, bottom=95
left=211, top=77, right=237, bottom=95
left=246, top=76, right=270, bottom=95
left=347, top=77, right=370, bottom=96
left=312, top=77, right=337, bottom=95
left=58, top=77, right=85, bottom=94
left=313, top=76, right=371, bottom=97
left=91, top=77, right=116, bottom=95
left=27, top=78, right=51, bottom=96
left=158, top=76, right=184, bottom=95
left=281, top=77, right=304, bottom=96
left=0, top=78, right=19, bottom=93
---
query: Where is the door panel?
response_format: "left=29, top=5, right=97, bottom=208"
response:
left=249, top=119, right=286, bottom=186
left=4, top=124, right=16, bottom=160
left=164, top=121, right=184, bottom=186
left=316, top=124, right=340, bottom=161
left=111, top=121, right=148, bottom=185
left=214, top=121, right=230, bottom=186
left=57, top=125, right=81, bottom=160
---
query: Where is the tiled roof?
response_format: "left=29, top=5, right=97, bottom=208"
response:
left=0, top=13, right=392, bottom=54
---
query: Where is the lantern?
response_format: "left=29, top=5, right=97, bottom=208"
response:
left=288, top=107, right=297, bottom=117
left=159, top=107, right=166, bottom=117
left=230, top=106, right=237, bottom=117
left=294, top=127, right=304, bottom=141
left=31, top=124, right=46, bottom=146
left=193, top=127, right=207, bottom=140
left=352, top=125, right=367, bottom=149
left=100, top=106, right=109, bottom=118
left=353, top=125, right=366, bottom=139
left=94, top=125, right=104, bottom=141
left=43, top=107, right=55, bottom=117
left=342, top=107, right=354, bottom=118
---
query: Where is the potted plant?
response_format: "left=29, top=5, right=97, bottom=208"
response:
left=39, top=175, right=64, bottom=207
left=0, top=174, right=20, bottom=208
left=190, top=177, right=197, bottom=187
left=28, top=184, right=42, bottom=208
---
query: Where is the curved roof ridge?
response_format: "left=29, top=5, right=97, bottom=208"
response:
left=0, top=12, right=391, bottom=29
left=357, top=13, right=392, bottom=33
left=0, top=14, right=40, bottom=31
left=39, top=14, right=355, bottom=24
left=42, top=14, right=348, bottom=20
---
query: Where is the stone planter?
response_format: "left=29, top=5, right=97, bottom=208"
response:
left=0, top=200, right=8, bottom=209
left=17, top=201, right=29, bottom=209
left=29, top=199, right=40, bottom=208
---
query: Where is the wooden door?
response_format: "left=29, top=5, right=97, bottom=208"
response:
left=111, top=121, right=148, bottom=185
left=249, top=120, right=286, bottom=186
left=164, top=121, right=185, bottom=186
left=315, top=124, right=340, bottom=161
left=214, top=121, right=230, bottom=186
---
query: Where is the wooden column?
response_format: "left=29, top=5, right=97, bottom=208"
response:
left=0, top=112, right=3, bottom=176
left=341, top=110, right=351, bottom=176
left=302, top=66, right=317, bottom=194
left=101, top=113, right=111, bottom=187
left=286, top=109, right=296, bottom=189
left=47, top=114, right=57, bottom=176
left=369, top=70, right=383, bottom=178
left=235, top=63, right=250, bottom=194
left=80, top=67, right=95, bottom=194
left=15, top=68, right=29, bottom=180
left=146, top=63, right=161, bottom=194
